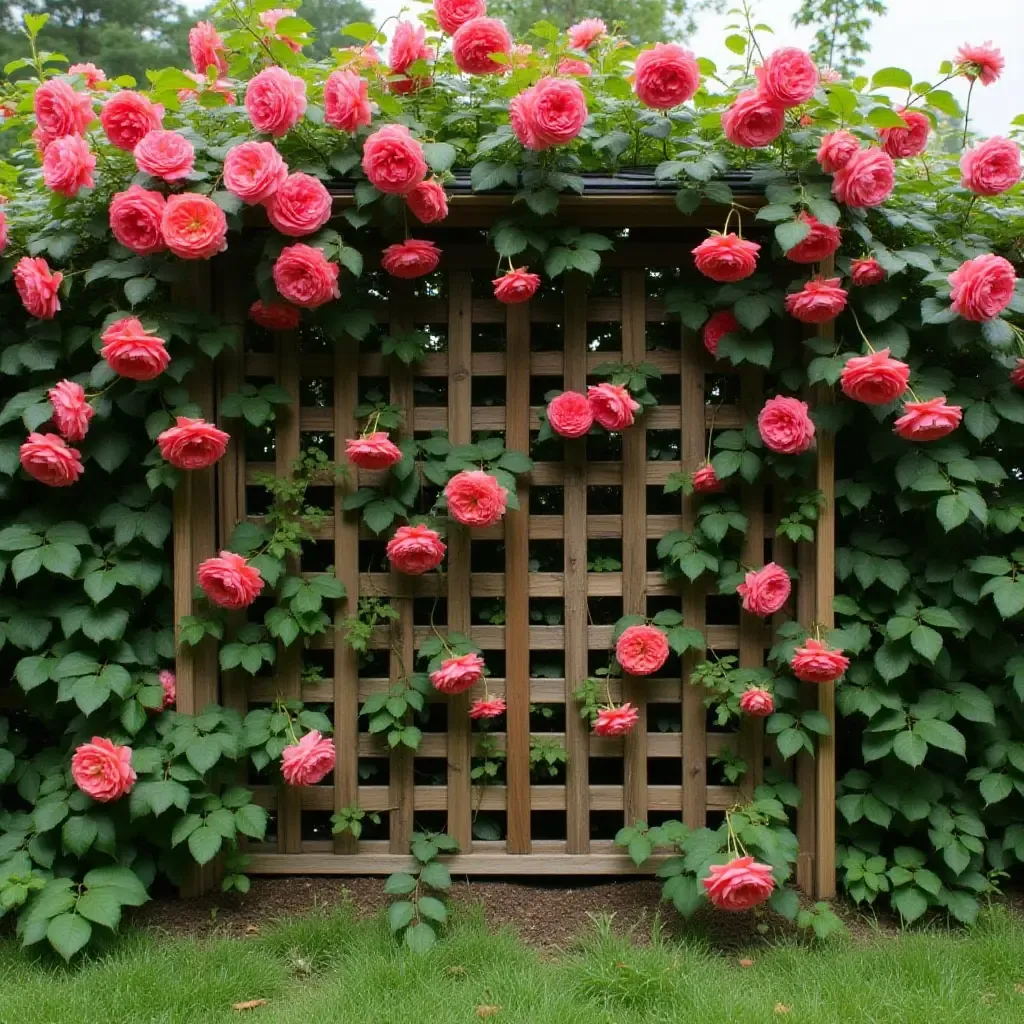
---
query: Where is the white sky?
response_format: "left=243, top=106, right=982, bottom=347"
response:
left=183, top=0, right=1022, bottom=134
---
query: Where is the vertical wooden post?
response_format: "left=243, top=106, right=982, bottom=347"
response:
left=563, top=274, right=591, bottom=853
left=505, top=302, right=532, bottom=854
left=795, top=523, right=818, bottom=893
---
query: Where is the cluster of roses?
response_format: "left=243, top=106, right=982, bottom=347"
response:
left=544, top=382, right=642, bottom=440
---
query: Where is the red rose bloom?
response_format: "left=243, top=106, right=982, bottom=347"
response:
left=435, top=0, right=486, bottom=35
left=738, top=688, right=775, bottom=717
left=446, top=470, right=507, bottom=527
left=134, top=129, right=195, bottom=182
left=469, top=697, right=507, bottom=719
left=784, top=213, right=841, bottom=264
left=197, top=551, right=265, bottom=609
left=509, top=87, right=539, bottom=149
left=100, top=317, right=170, bottom=380
left=324, top=69, right=372, bottom=133
left=758, top=395, right=815, bottom=454
left=737, top=562, right=791, bottom=616
left=159, top=669, right=176, bottom=709
left=879, top=108, right=930, bottom=159
left=588, top=382, right=640, bottom=430
left=20, top=432, right=83, bottom=487
left=790, top=638, right=849, bottom=683
left=161, top=193, right=228, bottom=260
left=273, top=244, right=341, bottom=308
left=34, top=79, right=94, bottom=148
left=245, top=66, right=307, bottom=137
left=850, top=256, right=885, bottom=286
left=100, top=91, right=163, bottom=151
left=281, top=732, right=336, bottom=787
left=42, top=134, right=96, bottom=196
left=948, top=254, right=1016, bottom=322
left=452, top=17, right=512, bottom=75
left=693, top=233, right=760, bottom=282
left=1011, top=360, right=1024, bottom=389
left=386, top=524, right=446, bottom=575
left=594, top=703, right=639, bottom=737
left=840, top=349, right=909, bottom=405
left=547, top=391, right=594, bottom=438
left=48, top=380, right=93, bottom=442
left=894, top=397, right=962, bottom=442
left=960, top=136, right=1021, bottom=196
left=530, top=76, right=588, bottom=148
left=616, top=624, right=669, bottom=676
left=346, top=432, right=403, bottom=470
left=493, top=268, right=540, bottom=303
left=71, top=738, right=136, bottom=802
left=755, top=47, right=818, bottom=108
left=157, top=417, right=230, bottom=470
left=703, top=310, right=739, bottom=357
left=430, top=652, right=486, bottom=694
left=722, top=89, right=785, bottom=148
left=223, top=141, right=289, bottom=205
left=264, top=172, right=332, bottom=237
left=389, top=21, right=434, bottom=93
left=692, top=463, right=724, bottom=493
left=831, top=147, right=895, bottom=208
left=382, top=239, right=441, bottom=279
left=703, top=855, right=775, bottom=910
left=362, top=123, right=428, bottom=195
left=189, top=20, right=228, bottom=75
left=250, top=300, right=301, bottom=331
left=956, top=42, right=1003, bottom=86
left=568, top=18, right=607, bottom=50
left=633, top=43, right=700, bottom=109
left=816, top=129, right=859, bottom=173
left=406, top=179, right=449, bottom=224
left=14, top=257, right=62, bottom=320
left=109, top=185, right=166, bottom=256
left=785, top=276, right=847, bottom=323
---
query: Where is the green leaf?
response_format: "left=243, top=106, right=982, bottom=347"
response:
left=417, top=895, right=447, bottom=923
left=964, top=402, right=998, bottom=441
left=387, top=900, right=415, bottom=932
left=46, top=913, right=92, bottom=961
left=775, top=219, right=811, bottom=252
left=422, top=142, right=456, bottom=173
left=419, top=860, right=452, bottom=891
left=910, top=625, right=942, bottom=662
left=404, top=921, right=437, bottom=954
left=979, top=773, right=1012, bottom=805
left=383, top=872, right=417, bottom=895
left=914, top=718, right=966, bottom=756
left=187, top=825, right=223, bottom=865
left=186, top=735, right=222, bottom=774
left=124, top=277, right=156, bottom=306
left=81, top=866, right=149, bottom=906
left=77, top=888, right=122, bottom=930
left=62, top=815, right=98, bottom=857
left=935, top=495, right=969, bottom=532
left=892, top=885, right=928, bottom=923
left=871, top=67, right=913, bottom=89
left=892, top=731, right=927, bottom=768
left=234, top=803, right=268, bottom=840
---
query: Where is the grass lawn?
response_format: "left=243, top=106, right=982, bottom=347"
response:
left=1, top=903, right=1023, bottom=1023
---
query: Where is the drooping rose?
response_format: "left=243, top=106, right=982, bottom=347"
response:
left=109, top=185, right=167, bottom=255
left=100, top=317, right=170, bottom=380
left=452, top=17, right=511, bottom=75
left=245, top=66, right=307, bottom=137
left=446, top=470, right=507, bottom=527
left=346, top=432, right=402, bottom=470
left=493, top=267, right=540, bottom=303
left=250, top=299, right=301, bottom=331
left=588, top=382, right=640, bottom=430
left=703, top=309, right=739, bottom=357
left=435, top=0, right=486, bottom=34
left=785, top=276, right=847, bottom=323
left=509, top=88, right=539, bottom=149
left=894, top=397, right=962, bottom=441
left=157, top=417, right=230, bottom=469
left=547, top=391, right=593, bottom=438
left=273, top=244, right=341, bottom=308
left=323, top=69, right=372, bottom=133
left=159, top=669, right=176, bottom=709
left=189, top=20, right=228, bottom=75
left=260, top=8, right=304, bottom=52
left=48, top=380, right=93, bottom=442
left=568, top=18, right=607, bottom=50
left=71, top=738, right=136, bottom=802
left=615, top=624, right=669, bottom=676
left=407, top=179, right=449, bottom=224
left=68, top=62, right=106, bottom=88
left=840, top=349, right=909, bottom=405
left=362, top=123, right=427, bottom=194
left=161, top=193, right=228, bottom=260
left=948, top=253, right=1016, bottom=322
left=14, top=257, right=62, bottom=320
left=816, top=129, right=859, bottom=173
left=960, top=137, right=1021, bottom=196
left=469, top=697, right=506, bottom=719
left=784, top=212, right=841, bottom=264
left=281, top=731, right=336, bottom=786
left=20, top=432, right=83, bottom=487
left=222, top=141, right=289, bottom=204
left=134, top=129, right=195, bottom=182
left=738, top=688, right=775, bottom=717
left=1011, top=360, right=1024, bottom=390
left=430, top=652, right=486, bottom=694
left=557, top=58, right=591, bottom=76
left=382, top=239, right=441, bottom=279
left=956, top=41, right=1004, bottom=85
left=42, top=134, right=96, bottom=196
left=197, top=551, right=265, bottom=608
left=850, top=256, right=885, bottom=286
left=831, top=147, right=895, bottom=207
left=721, top=89, right=785, bottom=148
left=264, top=172, right=332, bottom=237
left=692, top=233, right=760, bottom=282
left=879, top=108, right=930, bottom=159
left=593, top=703, right=639, bottom=737
left=757, top=396, right=815, bottom=454
left=389, top=20, right=427, bottom=74
left=632, top=43, right=700, bottom=109
left=34, top=79, right=94, bottom=147
left=703, top=855, right=775, bottom=910
left=100, top=90, right=163, bottom=151
left=529, top=76, right=588, bottom=148
left=386, top=524, right=446, bottom=574
left=737, top=562, right=791, bottom=616
left=790, top=639, right=849, bottom=683
left=692, top=463, right=724, bottom=493
left=755, top=47, right=818, bottom=108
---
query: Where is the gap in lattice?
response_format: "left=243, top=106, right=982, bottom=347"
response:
left=644, top=267, right=682, bottom=297
left=589, top=268, right=621, bottom=298
left=587, top=539, right=622, bottom=573
left=304, top=487, right=334, bottom=516
left=529, top=652, right=564, bottom=681
left=471, top=322, right=505, bottom=352
left=586, top=321, right=622, bottom=352
left=650, top=702, right=682, bottom=734
left=471, top=540, right=505, bottom=573
left=588, top=484, right=622, bottom=514
left=529, top=539, right=563, bottom=573
left=472, top=597, right=505, bottom=626
left=245, top=485, right=271, bottom=516
left=706, top=373, right=741, bottom=404
left=472, top=375, right=504, bottom=407
left=585, top=431, right=622, bottom=461
left=649, top=374, right=682, bottom=407
left=646, top=320, right=682, bottom=352
left=414, top=597, right=445, bottom=626
left=531, top=486, right=563, bottom=515
left=244, top=323, right=274, bottom=353
left=590, top=810, right=625, bottom=840
left=357, top=652, right=388, bottom=680
left=414, top=758, right=447, bottom=786
left=300, top=377, right=331, bottom=407
left=472, top=812, right=507, bottom=842
left=358, top=757, right=388, bottom=786
left=300, top=539, right=334, bottom=572
left=358, top=539, right=388, bottom=573
left=529, top=322, right=564, bottom=352
left=648, top=758, right=683, bottom=786
left=302, top=648, right=332, bottom=681
left=530, top=429, right=563, bottom=462
left=244, top=423, right=275, bottom=463
left=414, top=376, right=447, bottom=407
left=301, top=811, right=333, bottom=842
left=410, top=271, right=447, bottom=300
left=532, top=811, right=567, bottom=841
left=647, top=483, right=681, bottom=516
left=419, top=703, right=448, bottom=733
left=413, top=811, right=448, bottom=836
left=529, top=702, right=565, bottom=732
left=529, top=598, right=563, bottom=626
left=588, top=597, right=623, bottom=626
left=299, top=431, right=333, bottom=458
left=705, top=594, right=740, bottom=627
left=647, top=429, right=681, bottom=462
left=299, top=326, right=331, bottom=352
left=485, top=650, right=506, bottom=677
left=590, top=757, right=624, bottom=785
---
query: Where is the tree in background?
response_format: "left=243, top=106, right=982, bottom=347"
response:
left=793, top=0, right=887, bottom=76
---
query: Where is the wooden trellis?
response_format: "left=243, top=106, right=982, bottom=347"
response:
left=173, top=195, right=836, bottom=896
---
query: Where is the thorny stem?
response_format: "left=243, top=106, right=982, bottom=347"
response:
left=706, top=399, right=725, bottom=463
left=742, top=2, right=765, bottom=64
left=961, top=77, right=975, bottom=150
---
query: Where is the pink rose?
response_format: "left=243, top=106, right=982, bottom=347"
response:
left=758, top=395, right=815, bottom=454
left=949, top=254, right=1016, bottom=321
left=722, top=89, right=785, bottom=148
left=961, top=137, right=1021, bottom=196
left=1011, top=360, right=1024, bottom=389
left=785, top=276, right=847, bottom=323
left=34, top=79, right=94, bottom=147
left=784, top=212, right=841, bottom=264
left=558, top=58, right=591, bottom=77
left=386, top=524, right=446, bottom=574
left=692, top=463, right=724, bottom=493
left=509, top=88, right=539, bottom=149
left=159, top=669, right=176, bottom=709
left=389, top=21, right=434, bottom=93
left=840, top=349, right=909, bottom=405
left=189, top=20, right=228, bottom=74
left=407, top=179, right=449, bottom=224
left=42, top=134, right=95, bottom=196
left=790, top=638, right=849, bottom=683
left=594, top=703, right=639, bottom=736
left=273, top=244, right=341, bottom=308
left=616, top=624, right=669, bottom=676
left=633, top=43, right=700, bottom=109
left=345, top=431, right=402, bottom=470
left=178, top=70, right=236, bottom=106
left=281, top=731, right=336, bottom=786
left=817, top=130, right=859, bottom=173
left=493, top=267, right=540, bottom=303
left=956, top=42, right=1003, bottom=86
left=850, top=256, right=885, bottom=286
left=245, top=66, right=307, bottom=137
left=430, top=652, right=486, bottom=694
left=739, top=683, right=776, bottom=711
left=265, top=172, right=332, bottom=237
left=71, top=738, right=136, bottom=802
left=0, top=209, right=6, bottom=253
left=452, top=17, right=511, bottom=75
left=48, top=380, right=93, bottom=442
left=831, top=147, right=895, bottom=207
left=530, top=77, right=588, bottom=147
left=134, top=129, right=195, bottom=182
left=469, top=697, right=507, bottom=719
left=434, top=0, right=486, bottom=35
left=100, top=317, right=170, bottom=380
left=250, top=300, right=301, bottom=331
left=260, top=8, right=304, bottom=52
left=14, top=257, right=62, bottom=320
left=446, top=470, right=507, bottom=527
left=756, top=47, right=818, bottom=108
left=197, top=551, right=265, bottom=609
left=879, top=108, right=930, bottom=159
left=324, top=69, right=372, bottom=133
left=894, top=397, right=962, bottom=442
left=68, top=63, right=106, bottom=88
left=737, top=562, right=791, bottom=616
left=382, top=239, right=441, bottom=279
left=157, top=417, right=230, bottom=469
left=109, top=185, right=167, bottom=255
left=588, top=382, right=640, bottom=430
left=161, top=193, right=228, bottom=260
left=362, top=123, right=427, bottom=194
left=100, top=91, right=163, bottom=151
left=692, top=233, right=760, bottom=282
left=547, top=391, right=593, bottom=438
left=569, top=18, right=607, bottom=50
left=703, top=310, right=739, bottom=357
left=703, top=855, right=775, bottom=910
left=223, top=141, right=289, bottom=205
left=20, top=432, right=83, bottom=487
